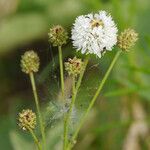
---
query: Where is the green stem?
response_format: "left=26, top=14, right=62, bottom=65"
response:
left=58, top=46, right=65, bottom=98
left=64, top=56, right=89, bottom=150
left=64, top=76, right=76, bottom=150
left=29, top=73, right=46, bottom=150
left=75, top=56, right=89, bottom=100
left=58, top=46, right=66, bottom=150
left=67, top=51, right=121, bottom=150
left=28, top=127, right=42, bottom=150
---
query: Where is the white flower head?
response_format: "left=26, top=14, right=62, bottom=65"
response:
left=71, top=11, right=118, bottom=57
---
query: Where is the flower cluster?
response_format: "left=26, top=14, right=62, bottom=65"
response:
left=21, top=50, right=40, bottom=74
left=48, top=25, right=68, bottom=47
left=18, top=109, right=36, bottom=131
left=65, top=57, right=83, bottom=76
left=117, top=28, right=138, bottom=51
left=71, top=11, right=118, bottom=57
left=17, top=9, right=139, bottom=150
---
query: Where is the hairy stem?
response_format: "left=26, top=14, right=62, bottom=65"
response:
left=64, top=76, right=76, bottom=150
left=29, top=72, right=46, bottom=150
left=67, top=51, right=121, bottom=149
left=64, top=56, right=88, bottom=150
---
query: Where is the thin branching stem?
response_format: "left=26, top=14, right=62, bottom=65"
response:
left=29, top=72, right=46, bottom=150
left=67, top=51, right=121, bottom=150
left=64, top=56, right=89, bottom=149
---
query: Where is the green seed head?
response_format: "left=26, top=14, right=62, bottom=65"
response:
left=65, top=57, right=83, bottom=76
left=18, top=109, right=36, bottom=131
left=48, top=25, right=68, bottom=46
left=117, top=28, right=138, bottom=51
left=21, top=50, right=40, bottom=74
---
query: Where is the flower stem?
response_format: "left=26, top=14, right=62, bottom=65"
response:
left=64, top=76, right=76, bottom=150
left=28, top=127, right=42, bottom=150
left=29, top=72, right=46, bottom=150
left=64, top=56, right=89, bottom=150
left=67, top=51, right=121, bottom=150
left=75, top=56, right=89, bottom=99
left=58, top=45, right=66, bottom=150
left=58, top=46, right=65, bottom=98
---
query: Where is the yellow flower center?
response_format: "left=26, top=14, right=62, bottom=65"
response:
left=90, top=19, right=104, bottom=28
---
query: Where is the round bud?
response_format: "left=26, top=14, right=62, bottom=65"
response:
left=21, top=50, right=40, bottom=74
left=48, top=25, right=68, bottom=46
left=18, top=109, right=36, bottom=131
left=65, top=57, right=83, bottom=76
left=117, top=28, right=138, bottom=51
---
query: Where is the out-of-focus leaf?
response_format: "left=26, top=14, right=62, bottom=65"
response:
left=0, top=117, right=13, bottom=150
left=104, top=86, right=150, bottom=98
left=104, top=87, right=140, bottom=97
left=10, top=131, right=33, bottom=150
left=0, top=13, right=47, bottom=55
left=124, top=65, right=150, bottom=75
left=136, top=0, right=150, bottom=10
left=94, top=120, right=131, bottom=134
left=46, top=0, right=85, bottom=25
left=46, top=124, right=63, bottom=150
left=0, top=0, right=19, bottom=18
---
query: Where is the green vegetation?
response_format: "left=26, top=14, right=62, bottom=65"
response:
left=0, top=0, right=150, bottom=149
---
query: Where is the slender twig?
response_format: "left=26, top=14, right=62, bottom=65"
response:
left=67, top=51, right=121, bottom=150
left=28, top=127, right=42, bottom=150
left=58, top=46, right=65, bottom=98
left=64, top=76, right=76, bottom=150
left=29, top=72, right=46, bottom=150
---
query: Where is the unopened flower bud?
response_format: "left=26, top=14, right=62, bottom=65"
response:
left=65, top=57, right=83, bottom=76
left=18, top=109, right=36, bottom=131
left=117, top=28, right=138, bottom=51
left=48, top=25, right=68, bottom=46
left=21, top=50, right=40, bottom=74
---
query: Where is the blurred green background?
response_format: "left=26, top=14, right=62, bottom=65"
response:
left=0, top=0, right=150, bottom=149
